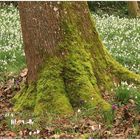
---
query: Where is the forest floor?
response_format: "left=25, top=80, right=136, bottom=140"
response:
left=0, top=69, right=140, bottom=139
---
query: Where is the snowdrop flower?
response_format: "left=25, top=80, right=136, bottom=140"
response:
left=5, top=113, right=10, bottom=117
left=98, top=124, right=101, bottom=130
left=11, top=119, right=16, bottom=125
left=29, top=131, right=32, bottom=135
left=36, top=130, right=40, bottom=134
left=111, top=89, right=113, bottom=92
left=121, top=81, right=128, bottom=86
left=53, top=7, right=58, bottom=12
left=21, top=120, right=25, bottom=124
left=90, top=126, right=95, bottom=131
left=26, top=119, right=34, bottom=125
left=77, top=109, right=81, bottom=113
left=33, top=131, right=37, bottom=135
left=128, top=84, right=133, bottom=88
left=11, top=113, right=14, bottom=117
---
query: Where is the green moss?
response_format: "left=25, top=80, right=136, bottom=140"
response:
left=11, top=84, right=26, bottom=104
left=59, top=22, right=111, bottom=111
left=13, top=57, right=74, bottom=116
left=62, top=1, right=114, bottom=92
left=12, top=84, right=37, bottom=111
left=112, top=63, right=140, bottom=84
left=89, top=27, right=114, bottom=91
left=34, top=57, right=73, bottom=116
left=104, top=47, right=140, bottom=85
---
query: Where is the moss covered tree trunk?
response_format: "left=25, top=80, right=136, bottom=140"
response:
left=13, top=2, right=140, bottom=116
left=128, top=1, right=140, bottom=17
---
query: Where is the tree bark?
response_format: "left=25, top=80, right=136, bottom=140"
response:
left=128, top=1, right=140, bottom=17
left=13, top=2, right=140, bottom=116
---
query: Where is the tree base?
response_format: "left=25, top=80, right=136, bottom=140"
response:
left=12, top=6, right=140, bottom=117
left=12, top=55, right=111, bottom=117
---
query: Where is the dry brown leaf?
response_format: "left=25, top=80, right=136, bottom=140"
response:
left=20, top=68, right=28, bottom=77
left=6, top=131, right=16, bottom=137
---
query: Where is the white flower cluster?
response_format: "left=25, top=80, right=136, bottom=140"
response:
left=0, top=5, right=25, bottom=72
left=93, top=14, right=140, bottom=74
left=5, top=112, right=40, bottom=136
left=10, top=118, right=34, bottom=125
left=5, top=112, right=34, bottom=125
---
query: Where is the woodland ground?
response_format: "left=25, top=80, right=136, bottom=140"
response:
left=0, top=2, right=140, bottom=139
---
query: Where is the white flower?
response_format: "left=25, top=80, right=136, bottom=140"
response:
left=21, top=120, right=25, bottom=124
left=5, top=113, right=10, bottom=117
left=29, top=131, right=32, bottom=135
left=11, top=119, right=16, bottom=125
left=98, top=124, right=101, bottom=130
left=53, top=7, right=58, bottom=12
left=11, top=113, right=14, bottom=117
left=33, top=131, right=37, bottom=135
left=36, top=130, right=40, bottom=134
left=77, top=109, right=81, bottom=113
left=26, top=119, right=34, bottom=125
left=90, top=126, right=96, bottom=131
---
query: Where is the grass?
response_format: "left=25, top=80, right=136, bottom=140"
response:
left=115, top=81, right=140, bottom=106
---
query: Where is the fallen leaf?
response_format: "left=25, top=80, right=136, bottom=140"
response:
left=20, top=68, right=28, bottom=77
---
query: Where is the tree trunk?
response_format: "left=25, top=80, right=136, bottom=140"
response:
left=128, top=1, right=140, bottom=17
left=13, top=2, right=140, bottom=116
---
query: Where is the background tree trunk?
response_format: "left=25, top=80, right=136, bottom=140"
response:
left=128, top=1, right=140, bottom=17
left=13, top=2, right=140, bottom=116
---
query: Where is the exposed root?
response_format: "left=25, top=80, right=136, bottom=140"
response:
left=105, top=49, right=140, bottom=85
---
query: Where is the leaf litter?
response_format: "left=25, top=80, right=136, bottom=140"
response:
left=0, top=68, right=140, bottom=139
